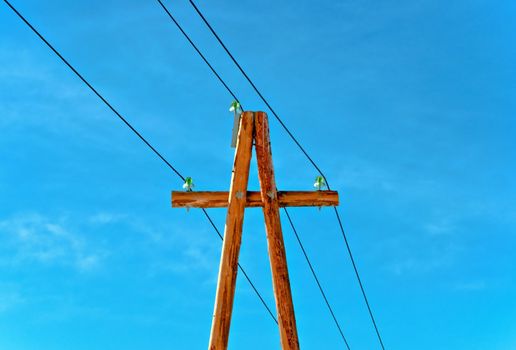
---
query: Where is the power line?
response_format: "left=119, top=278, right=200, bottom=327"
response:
left=283, top=208, right=351, bottom=349
left=334, top=207, right=385, bottom=350
left=2, top=0, right=276, bottom=324
left=187, top=0, right=330, bottom=187
left=185, top=1, right=387, bottom=349
left=4, top=0, right=185, bottom=181
left=155, top=1, right=352, bottom=344
left=200, top=208, right=277, bottom=324
left=156, top=0, right=243, bottom=110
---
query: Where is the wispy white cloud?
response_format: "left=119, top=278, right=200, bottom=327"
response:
left=0, top=213, right=104, bottom=272
left=383, top=237, right=463, bottom=276
left=337, top=163, right=398, bottom=194
left=386, top=253, right=452, bottom=276
left=87, top=211, right=220, bottom=281
left=453, top=280, right=486, bottom=292
left=0, top=289, right=25, bottom=313
left=0, top=210, right=223, bottom=321
left=146, top=228, right=220, bottom=285
left=423, top=217, right=457, bottom=236
left=89, top=212, right=125, bottom=225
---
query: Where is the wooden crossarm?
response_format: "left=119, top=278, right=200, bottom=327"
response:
left=171, top=190, right=339, bottom=208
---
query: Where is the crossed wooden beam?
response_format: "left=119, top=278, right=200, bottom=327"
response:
left=171, top=111, right=339, bottom=349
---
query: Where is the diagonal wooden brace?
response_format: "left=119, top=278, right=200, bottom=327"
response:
left=255, top=112, right=300, bottom=350
left=208, top=112, right=254, bottom=349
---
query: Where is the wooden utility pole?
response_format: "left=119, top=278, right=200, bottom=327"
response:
left=208, top=111, right=254, bottom=349
left=254, top=112, right=299, bottom=348
left=171, top=111, right=339, bottom=349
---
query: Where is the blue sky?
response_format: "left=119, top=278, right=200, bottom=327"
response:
left=1, top=0, right=515, bottom=349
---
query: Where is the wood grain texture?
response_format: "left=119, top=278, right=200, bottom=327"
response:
left=254, top=112, right=300, bottom=350
left=208, top=112, right=254, bottom=350
left=171, top=190, right=339, bottom=208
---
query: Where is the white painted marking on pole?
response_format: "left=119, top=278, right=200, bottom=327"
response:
left=230, top=114, right=240, bottom=148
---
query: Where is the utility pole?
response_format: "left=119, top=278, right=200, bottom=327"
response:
left=171, top=112, right=339, bottom=349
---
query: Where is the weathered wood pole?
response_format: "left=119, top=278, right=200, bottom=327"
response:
left=208, top=112, right=254, bottom=349
left=254, top=111, right=300, bottom=350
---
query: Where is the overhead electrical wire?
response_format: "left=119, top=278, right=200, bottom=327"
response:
left=179, top=1, right=387, bottom=348
left=334, top=206, right=385, bottom=349
left=2, top=0, right=277, bottom=325
left=4, top=0, right=385, bottom=346
left=155, top=1, right=352, bottom=346
left=3, top=0, right=185, bottom=182
left=187, top=0, right=330, bottom=187
left=156, top=0, right=243, bottom=109
left=200, top=207, right=277, bottom=323
left=283, top=208, right=351, bottom=349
